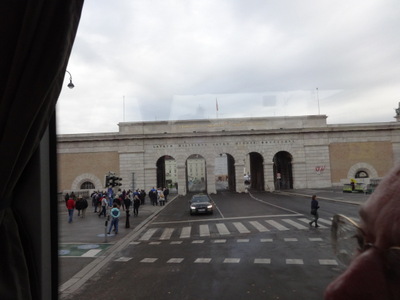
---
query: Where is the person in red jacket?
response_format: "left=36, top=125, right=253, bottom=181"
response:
left=66, top=197, right=75, bottom=223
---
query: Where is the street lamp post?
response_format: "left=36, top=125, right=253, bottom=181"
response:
left=65, top=70, right=74, bottom=89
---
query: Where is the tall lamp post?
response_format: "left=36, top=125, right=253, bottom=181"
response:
left=65, top=70, right=75, bottom=89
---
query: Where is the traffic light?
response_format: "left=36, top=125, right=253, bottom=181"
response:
left=105, top=173, right=122, bottom=188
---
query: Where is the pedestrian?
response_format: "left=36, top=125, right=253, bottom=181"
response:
left=98, top=195, right=108, bottom=217
left=140, top=189, right=146, bottom=205
left=91, top=191, right=98, bottom=212
left=158, top=187, right=165, bottom=206
left=133, top=194, right=141, bottom=216
left=309, top=195, right=320, bottom=227
left=66, top=196, right=75, bottom=223
left=107, top=203, right=121, bottom=234
left=149, top=187, right=158, bottom=206
left=324, top=164, right=400, bottom=299
left=163, top=187, right=169, bottom=202
left=75, top=196, right=88, bottom=218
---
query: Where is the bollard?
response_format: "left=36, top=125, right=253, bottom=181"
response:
left=125, top=209, right=130, bottom=228
left=104, top=215, right=110, bottom=242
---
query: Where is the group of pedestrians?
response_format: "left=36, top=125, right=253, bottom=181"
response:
left=65, top=193, right=89, bottom=223
left=148, top=187, right=169, bottom=206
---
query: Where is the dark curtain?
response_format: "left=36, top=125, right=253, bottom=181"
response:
left=0, top=1, right=84, bottom=299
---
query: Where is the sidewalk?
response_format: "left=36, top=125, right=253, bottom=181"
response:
left=58, top=197, right=174, bottom=298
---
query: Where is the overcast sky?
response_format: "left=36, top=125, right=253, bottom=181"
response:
left=57, top=0, right=400, bottom=134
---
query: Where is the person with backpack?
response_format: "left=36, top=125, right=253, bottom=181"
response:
left=108, top=203, right=121, bottom=234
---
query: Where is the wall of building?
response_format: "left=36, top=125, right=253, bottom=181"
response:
left=329, top=141, right=393, bottom=184
left=58, top=152, right=119, bottom=191
left=56, top=115, right=400, bottom=196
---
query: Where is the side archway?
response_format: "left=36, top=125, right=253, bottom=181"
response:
left=347, top=163, right=378, bottom=180
left=273, top=151, right=293, bottom=190
left=71, top=173, right=102, bottom=191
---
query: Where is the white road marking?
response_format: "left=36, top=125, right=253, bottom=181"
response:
left=139, top=228, right=158, bottom=241
left=167, top=258, right=184, bottom=263
left=319, top=259, right=338, bottom=265
left=140, top=258, right=158, bottom=263
left=284, top=238, right=298, bottom=242
left=265, top=220, right=289, bottom=231
left=180, top=226, right=191, bottom=239
left=216, top=223, right=230, bottom=235
left=286, top=259, right=304, bottom=265
left=254, top=258, right=271, bottom=264
left=81, top=249, right=102, bottom=257
left=160, top=228, right=174, bottom=240
left=194, top=258, right=212, bottom=263
left=233, top=222, right=250, bottom=233
left=282, top=219, right=308, bottom=230
left=199, top=224, right=210, bottom=237
left=223, top=258, right=240, bottom=263
left=249, top=221, right=269, bottom=232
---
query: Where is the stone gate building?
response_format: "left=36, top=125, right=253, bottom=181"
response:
left=57, top=114, right=400, bottom=196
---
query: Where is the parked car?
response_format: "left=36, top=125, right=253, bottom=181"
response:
left=189, top=194, right=213, bottom=215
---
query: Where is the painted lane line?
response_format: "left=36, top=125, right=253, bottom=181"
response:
left=309, top=238, right=323, bottom=242
left=223, top=258, right=241, bottom=263
left=260, top=238, right=273, bottom=242
left=284, top=238, right=298, bottom=242
left=286, top=259, right=304, bottom=265
left=233, top=222, right=250, bottom=234
left=319, top=259, right=338, bottom=265
left=254, top=258, right=271, bottom=264
left=265, top=220, right=289, bottom=231
left=170, top=241, right=183, bottom=244
left=167, top=258, right=184, bottom=263
left=140, top=258, right=158, bottom=263
left=194, top=258, right=212, bottom=263
left=192, top=240, right=205, bottom=244
left=213, top=239, right=227, bottom=243
left=237, top=239, right=250, bottom=243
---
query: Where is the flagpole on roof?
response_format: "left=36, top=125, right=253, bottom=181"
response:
left=216, top=98, right=219, bottom=119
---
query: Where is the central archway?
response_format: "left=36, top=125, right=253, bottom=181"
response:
left=186, top=154, right=206, bottom=193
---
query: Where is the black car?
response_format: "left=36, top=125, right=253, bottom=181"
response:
left=189, top=194, right=213, bottom=215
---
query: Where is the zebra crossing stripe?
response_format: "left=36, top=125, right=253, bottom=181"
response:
left=254, top=258, right=271, bottom=264
left=316, top=218, right=332, bottom=226
left=233, top=222, right=250, bottom=233
left=180, top=226, right=191, bottom=238
left=139, top=228, right=158, bottom=241
left=298, top=218, right=328, bottom=229
left=249, top=221, right=269, bottom=232
left=282, top=219, right=308, bottom=230
left=265, top=220, right=289, bottom=231
left=216, top=223, right=230, bottom=235
left=160, top=228, right=174, bottom=240
left=199, top=224, right=210, bottom=237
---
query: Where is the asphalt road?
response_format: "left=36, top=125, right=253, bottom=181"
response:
left=59, top=189, right=366, bottom=300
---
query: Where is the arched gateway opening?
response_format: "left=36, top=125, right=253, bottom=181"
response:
left=273, top=151, right=293, bottom=190
left=215, top=153, right=236, bottom=192
left=186, top=154, right=206, bottom=193
left=248, top=152, right=264, bottom=191
left=156, top=155, right=177, bottom=189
